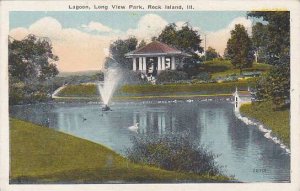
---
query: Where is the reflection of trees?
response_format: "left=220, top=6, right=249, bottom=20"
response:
left=226, top=111, right=251, bottom=155
left=227, top=108, right=250, bottom=155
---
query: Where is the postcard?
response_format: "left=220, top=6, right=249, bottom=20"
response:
left=0, top=0, right=300, bottom=191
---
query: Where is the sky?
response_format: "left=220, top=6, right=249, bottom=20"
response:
left=9, top=11, right=253, bottom=72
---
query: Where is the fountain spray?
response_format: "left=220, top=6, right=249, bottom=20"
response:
left=98, top=67, right=122, bottom=111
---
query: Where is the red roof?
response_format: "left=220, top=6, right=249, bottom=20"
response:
left=125, top=41, right=188, bottom=57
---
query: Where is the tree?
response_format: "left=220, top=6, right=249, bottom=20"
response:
left=176, top=24, right=203, bottom=53
left=248, top=11, right=290, bottom=65
left=252, top=22, right=268, bottom=63
left=226, top=24, right=254, bottom=72
left=205, top=47, right=219, bottom=61
left=248, top=11, right=290, bottom=108
left=9, top=34, right=59, bottom=82
left=109, top=36, right=138, bottom=69
left=157, top=23, right=203, bottom=78
left=157, top=23, right=203, bottom=54
left=157, top=23, right=177, bottom=46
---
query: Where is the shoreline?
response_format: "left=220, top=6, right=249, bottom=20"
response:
left=235, top=109, right=290, bottom=154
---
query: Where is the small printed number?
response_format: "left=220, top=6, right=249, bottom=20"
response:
left=253, top=168, right=267, bottom=173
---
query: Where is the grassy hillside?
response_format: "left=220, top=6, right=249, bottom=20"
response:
left=240, top=102, right=290, bottom=147
left=10, top=118, right=230, bottom=183
left=202, top=60, right=271, bottom=79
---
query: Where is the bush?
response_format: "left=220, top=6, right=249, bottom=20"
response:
left=9, top=80, right=59, bottom=105
left=9, top=84, right=25, bottom=105
left=126, top=133, right=223, bottom=176
left=156, top=70, right=188, bottom=83
left=192, top=72, right=211, bottom=81
left=121, top=70, right=149, bottom=85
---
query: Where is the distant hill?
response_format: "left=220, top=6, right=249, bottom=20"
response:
left=58, top=70, right=101, bottom=77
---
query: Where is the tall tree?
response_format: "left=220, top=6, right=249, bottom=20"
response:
left=226, top=24, right=254, bottom=72
left=157, top=23, right=203, bottom=78
left=9, top=34, right=59, bottom=82
left=157, top=23, right=203, bottom=54
left=157, top=23, right=177, bottom=46
left=109, top=36, right=138, bottom=69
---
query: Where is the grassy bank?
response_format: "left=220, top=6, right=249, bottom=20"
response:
left=240, top=102, right=290, bottom=147
left=10, top=118, right=230, bottom=183
left=121, top=81, right=254, bottom=95
left=55, top=81, right=254, bottom=100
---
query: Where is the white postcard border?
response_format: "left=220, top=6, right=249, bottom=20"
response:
left=1, top=1, right=300, bottom=191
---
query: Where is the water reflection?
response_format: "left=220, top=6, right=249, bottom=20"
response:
left=10, top=101, right=290, bottom=182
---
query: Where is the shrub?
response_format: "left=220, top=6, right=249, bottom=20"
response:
left=126, top=133, right=223, bottom=176
left=156, top=70, right=188, bottom=83
left=9, top=84, right=25, bottom=105
left=121, top=70, right=149, bottom=85
left=192, top=72, right=211, bottom=81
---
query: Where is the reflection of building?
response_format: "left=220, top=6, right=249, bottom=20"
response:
left=125, top=41, right=191, bottom=82
left=133, top=111, right=169, bottom=135
left=233, top=87, right=252, bottom=112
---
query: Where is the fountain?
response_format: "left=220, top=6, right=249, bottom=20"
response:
left=97, top=67, right=122, bottom=111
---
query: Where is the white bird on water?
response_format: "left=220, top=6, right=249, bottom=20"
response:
left=128, top=123, right=139, bottom=133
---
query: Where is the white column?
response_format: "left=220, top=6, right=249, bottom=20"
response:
left=139, top=57, right=142, bottom=71
left=171, top=116, right=176, bottom=132
left=141, top=112, right=147, bottom=134
left=158, top=113, right=162, bottom=134
left=162, top=113, right=166, bottom=134
left=142, top=57, right=146, bottom=73
left=133, top=58, right=137, bottom=71
left=171, top=56, right=175, bottom=70
left=157, top=57, right=161, bottom=71
left=161, top=56, right=165, bottom=70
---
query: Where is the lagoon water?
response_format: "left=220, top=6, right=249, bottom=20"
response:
left=10, top=101, right=290, bottom=182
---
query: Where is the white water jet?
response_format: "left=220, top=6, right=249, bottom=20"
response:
left=97, top=68, right=122, bottom=106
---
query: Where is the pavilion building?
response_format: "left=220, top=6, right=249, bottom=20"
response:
left=125, top=41, right=190, bottom=81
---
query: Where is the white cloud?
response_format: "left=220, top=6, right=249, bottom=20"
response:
left=82, top=21, right=113, bottom=33
left=29, top=17, right=62, bottom=40
left=10, top=17, right=114, bottom=72
left=204, top=17, right=252, bottom=56
left=126, top=14, right=168, bottom=41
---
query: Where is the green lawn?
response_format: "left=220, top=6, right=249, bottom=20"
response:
left=240, top=102, right=290, bottom=147
left=10, top=118, right=230, bottom=183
